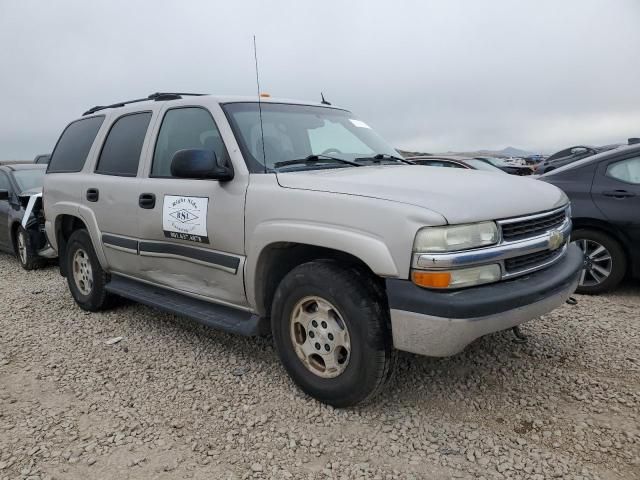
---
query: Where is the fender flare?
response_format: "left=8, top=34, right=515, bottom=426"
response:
left=245, top=220, right=399, bottom=312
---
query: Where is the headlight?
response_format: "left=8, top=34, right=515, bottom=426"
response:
left=413, top=222, right=499, bottom=253
left=412, top=264, right=501, bottom=289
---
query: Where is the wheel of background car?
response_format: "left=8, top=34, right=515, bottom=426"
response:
left=271, top=260, right=394, bottom=407
left=15, top=226, right=43, bottom=271
left=572, top=229, right=626, bottom=294
left=65, top=229, right=111, bottom=311
left=321, top=148, right=343, bottom=156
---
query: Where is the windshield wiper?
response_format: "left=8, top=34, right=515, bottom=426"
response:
left=273, top=154, right=361, bottom=169
left=355, top=153, right=413, bottom=165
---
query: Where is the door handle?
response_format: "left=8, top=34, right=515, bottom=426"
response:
left=86, top=188, right=99, bottom=202
left=138, top=193, right=156, bottom=209
left=602, top=190, right=635, bottom=199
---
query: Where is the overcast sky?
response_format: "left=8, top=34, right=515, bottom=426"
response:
left=1, top=0, right=639, bottom=159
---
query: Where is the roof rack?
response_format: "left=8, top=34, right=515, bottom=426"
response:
left=82, top=92, right=207, bottom=116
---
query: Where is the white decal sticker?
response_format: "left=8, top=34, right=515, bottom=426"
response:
left=349, top=119, right=371, bottom=129
left=21, top=192, right=42, bottom=228
left=162, top=195, right=209, bottom=244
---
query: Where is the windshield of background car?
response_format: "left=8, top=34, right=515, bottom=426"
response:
left=13, top=169, right=45, bottom=191
left=465, top=159, right=505, bottom=172
left=222, top=102, right=399, bottom=172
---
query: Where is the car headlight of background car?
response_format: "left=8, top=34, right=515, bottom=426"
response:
left=411, top=222, right=501, bottom=289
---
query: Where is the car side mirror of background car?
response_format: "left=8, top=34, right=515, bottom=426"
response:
left=170, top=149, right=234, bottom=181
left=0, top=189, right=9, bottom=201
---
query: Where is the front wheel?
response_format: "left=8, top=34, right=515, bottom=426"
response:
left=271, top=261, right=393, bottom=407
left=15, top=226, right=43, bottom=271
left=572, top=229, right=626, bottom=294
left=65, top=229, right=111, bottom=311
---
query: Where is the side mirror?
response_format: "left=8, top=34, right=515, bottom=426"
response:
left=170, top=149, right=234, bottom=181
left=0, top=189, right=8, bottom=201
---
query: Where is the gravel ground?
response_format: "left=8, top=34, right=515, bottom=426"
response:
left=0, top=253, right=638, bottom=480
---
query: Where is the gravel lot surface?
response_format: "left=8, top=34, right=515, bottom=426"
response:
left=0, top=253, right=638, bottom=480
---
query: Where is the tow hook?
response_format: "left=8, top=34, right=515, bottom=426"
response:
left=511, top=326, right=528, bottom=344
left=566, top=296, right=578, bottom=305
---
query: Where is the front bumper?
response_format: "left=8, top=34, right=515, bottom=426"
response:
left=386, top=244, right=583, bottom=357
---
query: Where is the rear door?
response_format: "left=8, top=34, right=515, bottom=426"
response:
left=591, top=154, right=640, bottom=241
left=135, top=105, right=248, bottom=307
left=83, top=111, right=155, bottom=274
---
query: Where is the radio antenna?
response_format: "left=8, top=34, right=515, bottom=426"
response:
left=253, top=35, right=267, bottom=173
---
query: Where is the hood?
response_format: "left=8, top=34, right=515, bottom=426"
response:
left=276, top=165, right=567, bottom=224
left=18, top=187, right=42, bottom=198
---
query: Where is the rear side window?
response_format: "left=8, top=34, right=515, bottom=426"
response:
left=48, top=116, right=105, bottom=173
left=606, top=156, right=640, bottom=184
left=95, top=112, right=152, bottom=176
left=151, top=107, right=229, bottom=177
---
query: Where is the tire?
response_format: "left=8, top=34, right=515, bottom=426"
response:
left=271, top=260, right=393, bottom=407
left=15, top=226, right=43, bottom=271
left=64, top=229, right=111, bottom=311
left=572, top=229, right=626, bottom=294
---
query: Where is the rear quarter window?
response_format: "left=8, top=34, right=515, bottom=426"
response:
left=47, top=116, right=105, bottom=173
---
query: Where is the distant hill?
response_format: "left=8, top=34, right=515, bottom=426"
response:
left=399, top=146, right=536, bottom=159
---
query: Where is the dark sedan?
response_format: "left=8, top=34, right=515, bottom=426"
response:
left=0, top=164, right=54, bottom=269
left=540, top=141, right=640, bottom=293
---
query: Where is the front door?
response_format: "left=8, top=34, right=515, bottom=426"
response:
left=591, top=154, right=640, bottom=242
left=136, top=106, right=248, bottom=308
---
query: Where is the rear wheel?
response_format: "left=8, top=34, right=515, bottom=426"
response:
left=572, top=229, right=626, bottom=294
left=271, top=261, right=393, bottom=407
left=65, top=229, right=111, bottom=311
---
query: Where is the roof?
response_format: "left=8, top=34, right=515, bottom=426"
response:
left=0, top=160, right=30, bottom=166
left=1, top=164, right=47, bottom=172
left=541, top=143, right=640, bottom=177
left=81, top=92, right=347, bottom=117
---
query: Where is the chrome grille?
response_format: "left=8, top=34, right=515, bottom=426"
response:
left=501, top=209, right=566, bottom=242
left=504, top=247, right=563, bottom=274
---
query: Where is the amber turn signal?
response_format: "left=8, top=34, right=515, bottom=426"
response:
left=411, top=270, right=451, bottom=288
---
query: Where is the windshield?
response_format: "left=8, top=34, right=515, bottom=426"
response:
left=222, top=102, right=399, bottom=172
left=13, top=169, right=45, bottom=191
left=464, top=159, right=505, bottom=173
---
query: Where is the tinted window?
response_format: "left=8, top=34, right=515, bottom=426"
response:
left=606, top=157, right=640, bottom=184
left=96, top=112, right=152, bottom=176
left=152, top=108, right=229, bottom=177
left=48, top=116, right=104, bottom=173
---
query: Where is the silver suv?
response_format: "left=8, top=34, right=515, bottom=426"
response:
left=44, top=92, right=582, bottom=406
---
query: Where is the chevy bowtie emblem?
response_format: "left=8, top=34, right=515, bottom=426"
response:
left=548, top=230, right=564, bottom=251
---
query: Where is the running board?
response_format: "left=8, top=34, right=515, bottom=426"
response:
left=106, top=275, right=261, bottom=336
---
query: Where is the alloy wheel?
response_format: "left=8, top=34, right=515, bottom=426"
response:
left=289, top=296, right=351, bottom=379
left=576, top=239, right=613, bottom=287
left=17, top=232, right=28, bottom=265
left=72, top=248, right=94, bottom=295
